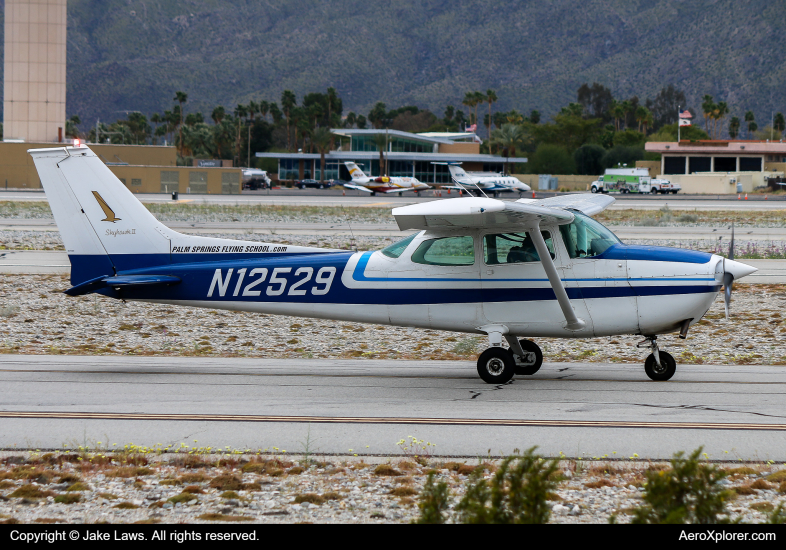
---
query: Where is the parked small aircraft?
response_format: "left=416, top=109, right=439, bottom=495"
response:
left=343, top=161, right=430, bottom=195
left=30, top=145, right=756, bottom=384
left=436, top=162, right=531, bottom=197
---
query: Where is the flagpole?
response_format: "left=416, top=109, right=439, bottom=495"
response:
left=678, top=105, right=680, bottom=143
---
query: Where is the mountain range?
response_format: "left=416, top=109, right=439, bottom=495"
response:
left=1, top=0, right=784, bottom=128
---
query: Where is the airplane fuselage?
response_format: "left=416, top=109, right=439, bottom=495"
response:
left=100, top=228, right=722, bottom=339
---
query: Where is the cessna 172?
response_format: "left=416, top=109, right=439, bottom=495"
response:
left=343, top=161, right=430, bottom=195
left=437, top=162, right=531, bottom=197
left=30, top=144, right=756, bottom=384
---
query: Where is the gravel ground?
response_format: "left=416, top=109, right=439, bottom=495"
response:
left=0, top=274, right=783, bottom=365
left=0, top=452, right=783, bottom=524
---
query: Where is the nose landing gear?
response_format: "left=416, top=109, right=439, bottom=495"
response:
left=638, top=336, right=676, bottom=381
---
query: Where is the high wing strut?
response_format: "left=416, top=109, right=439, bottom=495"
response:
left=527, top=220, right=586, bottom=331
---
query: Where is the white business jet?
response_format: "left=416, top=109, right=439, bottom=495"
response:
left=29, top=144, right=756, bottom=384
left=343, top=161, right=430, bottom=195
left=436, top=162, right=531, bottom=197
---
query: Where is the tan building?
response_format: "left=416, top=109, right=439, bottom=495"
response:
left=3, top=0, right=67, bottom=143
left=0, top=142, right=177, bottom=188
left=644, top=140, right=786, bottom=193
left=110, top=165, right=242, bottom=195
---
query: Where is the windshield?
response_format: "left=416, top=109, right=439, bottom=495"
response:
left=559, top=212, right=621, bottom=258
left=381, top=233, right=418, bottom=258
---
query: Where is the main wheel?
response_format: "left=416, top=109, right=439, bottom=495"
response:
left=477, top=348, right=516, bottom=384
left=514, top=339, right=543, bottom=375
left=318, top=184, right=324, bottom=189
left=644, top=351, right=676, bottom=381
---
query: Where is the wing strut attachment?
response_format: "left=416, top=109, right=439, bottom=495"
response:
left=527, top=221, right=586, bottom=331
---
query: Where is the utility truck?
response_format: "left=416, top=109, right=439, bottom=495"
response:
left=591, top=169, right=681, bottom=194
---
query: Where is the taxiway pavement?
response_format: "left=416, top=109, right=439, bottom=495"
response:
left=1, top=190, right=785, bottom=210
left=0, top=355, right=785, bottom=460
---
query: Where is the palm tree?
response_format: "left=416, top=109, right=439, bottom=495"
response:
left=610, top=101, right=625, bottom=131
left=258, top=100, right=269, bottom=123
left=715, top=102, right=729, bottom=139
left=281, top=90, right=297, bottom=151
left=173, top=91, right=188, bottom=157
left=701, top=95, right=715, bottom=135
left=774, top=112, right=785, bottom=135
left=211, top=106, right=226, bottom=124
left=486, top=89, right=497, bottom=139
left=326, top=87, right=339, bottom=125
left=371, top=133, right=388, bottom=176
left=234, top=104, right=248, bottom=163
left=312, top=127, right=333, bottom=182
left=744, top=110, right=755, bottom=139
left=247, top=101, right=258, bottom=122
left=490, top=124, right=530, bottom=174
left=462, top=92, right=475, bottom=127
left=728, top=116, right=741, bottom=139
left=635, top=106, right=649, bottom=133
left=473, top=91, right=485, bottom=129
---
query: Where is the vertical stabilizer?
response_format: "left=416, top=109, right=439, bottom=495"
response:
left=29, top=145, right=172, bottom=284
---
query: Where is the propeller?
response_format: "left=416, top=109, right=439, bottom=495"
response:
left=724, top=222, right=734, bottom=319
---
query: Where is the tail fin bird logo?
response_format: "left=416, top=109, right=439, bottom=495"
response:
left=92, top=191, right=121, bottom=223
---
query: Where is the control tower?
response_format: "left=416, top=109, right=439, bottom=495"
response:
left=3, top=0, right=67, bottom=142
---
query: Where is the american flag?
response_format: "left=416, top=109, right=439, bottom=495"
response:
left=465, top=124, right=477, bottom=132
left=679, top=109, right=693, bottom=119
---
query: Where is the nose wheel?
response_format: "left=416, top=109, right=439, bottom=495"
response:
left=638, top=336, right=677, bottom=381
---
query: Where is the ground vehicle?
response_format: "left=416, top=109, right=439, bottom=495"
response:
left=591, top=169, right=652, bottom=194
left=242, top=169, right=272, bottom=190
left=649, top=178, right=681, bottom=194
left=298, top=179, right=333, bottom=189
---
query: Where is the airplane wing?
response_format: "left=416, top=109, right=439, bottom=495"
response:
left=392, top=197, right=573, bottom=231
left=343, top=183, right=374, bottom=193
left=519, top=194, right=616, bottom=216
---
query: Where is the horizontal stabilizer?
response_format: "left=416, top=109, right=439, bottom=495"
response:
left=65, top=275, right=181, bottom=296
left=343, top=183, right=374, bottom=193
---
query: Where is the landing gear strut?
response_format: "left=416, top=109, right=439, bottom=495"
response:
left=637, top=336, right=676, bottom=381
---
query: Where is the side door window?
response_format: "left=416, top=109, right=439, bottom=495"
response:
left=483, top=232, right=555, bottom=265
left=412, top=235, right=475, bottom=266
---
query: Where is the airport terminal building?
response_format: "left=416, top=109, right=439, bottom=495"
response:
left=255, top=129, right=528, bottom=184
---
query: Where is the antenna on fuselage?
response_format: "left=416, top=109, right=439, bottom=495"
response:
left=343, top=207, right=358, bottom=253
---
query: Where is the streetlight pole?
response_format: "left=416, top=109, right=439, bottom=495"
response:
left=247, top=124, right=251, bottom=168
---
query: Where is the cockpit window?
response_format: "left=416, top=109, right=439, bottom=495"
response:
left=381, top=233, right=418, bottom=258
left=411, top=236, right=475, bottom=266
left=484, top=232, right=555, bottom=265
left=559, top=211, right=621, bottom=259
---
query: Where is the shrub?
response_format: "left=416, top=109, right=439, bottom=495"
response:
left=9, top=485, right=54, bottom=499
left=454, top=448, right=559, bottom=524
left=413, top=473, right=450, bottom=524
left=54, top=494, right=81, bottom=504
left=209, top=475, right=243, bottom=491
left=529, top=144, right=575, bottom=175
left=631, top=448, right=731, bottom=524
left=374, top=464, right=401, bottom=477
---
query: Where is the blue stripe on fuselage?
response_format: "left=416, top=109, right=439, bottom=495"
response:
left=89, top=251, right=720, bottom=305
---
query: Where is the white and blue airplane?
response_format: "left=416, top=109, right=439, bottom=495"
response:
left=29, top=144, right=756, bottom=384
left=435, top=162, right=531, bottom=197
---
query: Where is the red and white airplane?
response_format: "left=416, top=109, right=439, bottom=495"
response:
left=343, top=162, right=431, bottom=195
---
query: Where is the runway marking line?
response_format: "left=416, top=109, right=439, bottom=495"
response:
left=2, top=411, right=785, bottom=431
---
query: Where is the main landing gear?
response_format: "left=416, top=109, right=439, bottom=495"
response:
left=476, top=339, right=543, bottom=384
left=637, top=336, right=676, bottom=381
